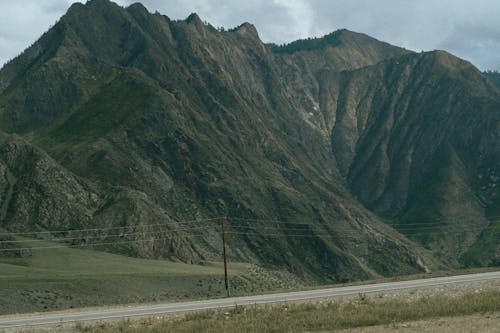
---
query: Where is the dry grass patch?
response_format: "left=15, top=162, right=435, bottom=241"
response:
left=45, top=289, right=500, bottom=333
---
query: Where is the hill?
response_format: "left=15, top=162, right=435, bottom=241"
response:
left=0, top=0, right=498, bottom=283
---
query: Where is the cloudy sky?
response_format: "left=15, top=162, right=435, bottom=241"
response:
left=0, top=0, right=499, bottom=70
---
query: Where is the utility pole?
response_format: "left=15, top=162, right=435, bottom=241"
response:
left=220, top=216, right=230, bottom=297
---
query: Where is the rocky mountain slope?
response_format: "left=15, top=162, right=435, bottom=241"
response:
left=484, top=71, right=500, bottom=89
left=325, top=52, right=500, bottom=266
left=0, top=0, right=497, bottom=281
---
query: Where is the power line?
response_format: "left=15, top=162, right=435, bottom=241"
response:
left=0, top=217, right=495, bottom=245
left=0, top=235, right=208, bottom=253
left=385, top=220, right=498, bottom=227
left=0, top=213, right=496, bottom=250
left=224, top=228, right=491, bottom=237
left=1, top=221, right=492, bottom=245
left=0, top=224, right=314, bottom=245
left=230, top=216, right=500, bottom=225
left=0, top=226, right=217, bottom=244
left=393, top=225, right=491, bottom=231
left=0, top=226, right=492, bottom=253
left=0, top=217, right=220, bottom=237
left=1, top=215, right=496, bottom=237
left=0, top=218, right=316, bottom=236
left=381, top=214, right=500, bottom=223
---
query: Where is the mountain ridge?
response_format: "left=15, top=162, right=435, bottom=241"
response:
left=0, top=0, right=497, bottom=282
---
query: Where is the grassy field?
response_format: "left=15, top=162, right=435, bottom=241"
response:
left=0, top=238, right=302, bottom=315
left=21, top=289, right=500, bottom=333
left=1, top=237, right=498, bottom=315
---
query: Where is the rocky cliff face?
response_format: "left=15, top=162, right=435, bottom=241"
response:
left=323, top=52, right=500, bottom=265
left=0, top=0, right=497, bottom=281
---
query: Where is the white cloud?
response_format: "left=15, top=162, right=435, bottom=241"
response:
left=0, top=0, right=499, bottom=70
left=0, top=0, right=76, bottom=66
left=270, top=0, right=315, bottom=41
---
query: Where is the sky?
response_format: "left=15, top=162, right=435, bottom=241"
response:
left=0, top=0, right=499, bottom=71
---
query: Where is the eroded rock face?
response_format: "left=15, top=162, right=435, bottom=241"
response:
left=0, top=0, right=497, bottom=280
left=0, top=133, right=201, bottom=263
left=322, top=52, right=500, bottom=264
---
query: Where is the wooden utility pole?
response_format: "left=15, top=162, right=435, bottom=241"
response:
left=220, top=216, right=230, bottom=297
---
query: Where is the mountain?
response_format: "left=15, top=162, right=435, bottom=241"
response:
left=484, top=71, right=500, bottom=89
left=0, top=0, right=497, bottom=282
left=327, top=51, right=500, bottom=266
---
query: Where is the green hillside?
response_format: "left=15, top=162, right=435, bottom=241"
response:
left=0, top=236, right=304, bottom=314
left=0, top=0, right=498, bottom=293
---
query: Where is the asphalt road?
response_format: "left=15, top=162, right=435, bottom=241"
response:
left=1, top=271, right=499, bottom=329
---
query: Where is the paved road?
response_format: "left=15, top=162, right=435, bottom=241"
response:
left=1, top=271, right=499, bottom=329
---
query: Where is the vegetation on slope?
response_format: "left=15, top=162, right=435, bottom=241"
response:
left=0, top=0, right=498, bottom=285
left=0, top=237, right=305, bottom=314
left=268, top=31, right=342, bottom=53
left=0, top=0, right=434, bottom=282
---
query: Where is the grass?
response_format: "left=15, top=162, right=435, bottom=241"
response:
left=0, top=239, right=226, bottom=279
left=0, top=237, right=497, bottom=315
left=0, top=238, right=289, bottom=315
left=27, top=289, right=500, bottom=333
left=336, top=313, right=500, bottom=333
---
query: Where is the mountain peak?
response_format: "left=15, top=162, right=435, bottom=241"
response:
left=65, top=1, right=87, bottom=17
left=184, top=12, right=208, bottom=33
left=233, top=22, right=260, bottom=40
left=0, top=0, right=498, bottom=280
left=65, top=0, right=122, bottom=19
left=186, top=13, right=203, bottom=25
left=85, top=0, right=117, bottom=9
left=127, top=2, right=149, bottom=13
left=67, top=1, right=85, bottom=11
